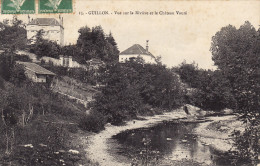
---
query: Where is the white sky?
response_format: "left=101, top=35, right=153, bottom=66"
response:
left=1, top=0, right=259, bottom=69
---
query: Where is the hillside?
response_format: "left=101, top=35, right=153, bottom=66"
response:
left=0, top=76, right=98, bottom=165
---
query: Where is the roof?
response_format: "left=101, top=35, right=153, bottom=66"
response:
left=28, top=18, right=62, bottom=27
left=16, top=61, right=56, bottom=75
left=120, top=44, right=155, bottom=58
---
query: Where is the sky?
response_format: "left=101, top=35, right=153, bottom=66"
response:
left=1, top=0, right=259, bottom=69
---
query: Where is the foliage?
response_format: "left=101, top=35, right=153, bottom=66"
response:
left=29, top=30, right=61, bottom=59
left=0, top=80, right=90, bottom=165
left=210, top=21, right=259, bottom=118
left=9, top=64, right=27, bottom=87
left=0, top=16, right=27, bottom=50
left=0, top=52, right=14, bottom=81
left=92, top=62, right=143, bottom=125
left=0, top=51, right=31, bottom=82
left=79, top=111, right=106, bottom=133
left=177, top=62, right=236, bottom=111
left=77, top=26, right=119, bottom=62
left=44, top=64, right=98, bottom=85
left=231, top=126, right=260, bottom=165
left=177, top=61, right=199, bottom=88
left=91, top=60, right=184, bottom=125
left=61, top=44, right=83, bottom=64
left=210, top=21, right=260, bottom=164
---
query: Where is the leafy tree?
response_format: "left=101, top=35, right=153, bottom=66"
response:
left=177, top=61, right=199, bottom=88
left=30, top=30, right=61, bottom=59
left=211, top=21, right=260, bottom=164
left=211, top=21, right=259, bottom=118
left=0, top=51, right=15, bottom=81
left=91, top=59, right=184, bottom=125
left=9, top=64, right=27, bottom=87
left=177, top=62, right=236, bottom=111
left=61, top=45, right=83, bottom=63
left=0, top=17, right=27, bottom=50
left=92, top=62, right=143, bottom=125
left=77, top=25, right=119, bottom=62
left=104, top=32, right=120, bottom=62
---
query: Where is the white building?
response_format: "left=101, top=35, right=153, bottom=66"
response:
left=119, top=41, right=156, bottom=64
left=26, top=17, right=64, bottom=46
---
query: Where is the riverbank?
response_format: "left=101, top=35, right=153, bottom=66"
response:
left=194, top=115, right=245, bottom=152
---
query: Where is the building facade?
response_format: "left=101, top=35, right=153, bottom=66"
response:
left=26, top=17, right=64, bottom=46
left=119, top=41, right=156, bottom=64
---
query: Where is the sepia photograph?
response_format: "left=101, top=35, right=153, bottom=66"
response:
left=0, top=0, right=259, bottom=165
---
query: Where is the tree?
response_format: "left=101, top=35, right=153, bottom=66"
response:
left=104, top=32, right=119, bottom=62
left=92, top=62, right=143, bottom=125
left=211, top=21, right=260, bottom=164
left=77, top=25, right=119, bottom=62
left=0, top=51, right=15, bottom=81
left=211, top=21, right=259, bottom=118
left=61, top=45, right=83, bottom=63
left=10, top=64, right=27, bottom=87
left=0, top=17, right=27, bottom=50
left=30, top=30, right=61, bottom=59
left=177, top=61, right=199, bottom=88
left=177, top=61, right=237, bottom=111
left=91, top=60, right=185, bottom=125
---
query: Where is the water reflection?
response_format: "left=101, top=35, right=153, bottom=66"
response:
left=111, top=121, right=230, bottom=165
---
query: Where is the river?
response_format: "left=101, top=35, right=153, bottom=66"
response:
left=86, top=108, right=236, bottom=166
left=109, top=120, right=233, bottom=165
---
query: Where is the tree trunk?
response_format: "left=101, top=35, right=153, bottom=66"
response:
left=10, top=128, right=15, bottom=153
left=5, top=129, right=9, bottom=154
left=42, top=104, right=45, bottom=115
left=22, top=110, right=25, bottom=128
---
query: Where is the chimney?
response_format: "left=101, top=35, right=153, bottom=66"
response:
left=59, top=15, right=63, bottom=26
left=146, top=40, right=149, bottom=52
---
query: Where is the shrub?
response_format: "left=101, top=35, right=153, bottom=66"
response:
left=78, top=111, right=106, bottom=133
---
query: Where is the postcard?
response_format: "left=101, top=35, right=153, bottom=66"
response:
left=0, top=0, right=259, bottom=166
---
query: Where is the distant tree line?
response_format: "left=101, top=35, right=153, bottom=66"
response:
left=0, top=18, right=119, bottom=65
left=30, top=25, right=119, bottom=64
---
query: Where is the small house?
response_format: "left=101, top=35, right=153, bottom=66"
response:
left=16, top=61, right=56, bottom=83
left=119, top=40, right=156, bottom=64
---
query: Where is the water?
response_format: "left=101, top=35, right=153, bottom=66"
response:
left=110, top=121, right=233, bottom=165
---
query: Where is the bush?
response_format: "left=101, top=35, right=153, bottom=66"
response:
left=78, top=111, right=106, bottom=133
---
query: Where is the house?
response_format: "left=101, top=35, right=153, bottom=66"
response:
left=26, top=17, right=64, bottom=46
left=119, top=41, right=156, bottom=64
left=16, top=61, right=56, bottom=83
